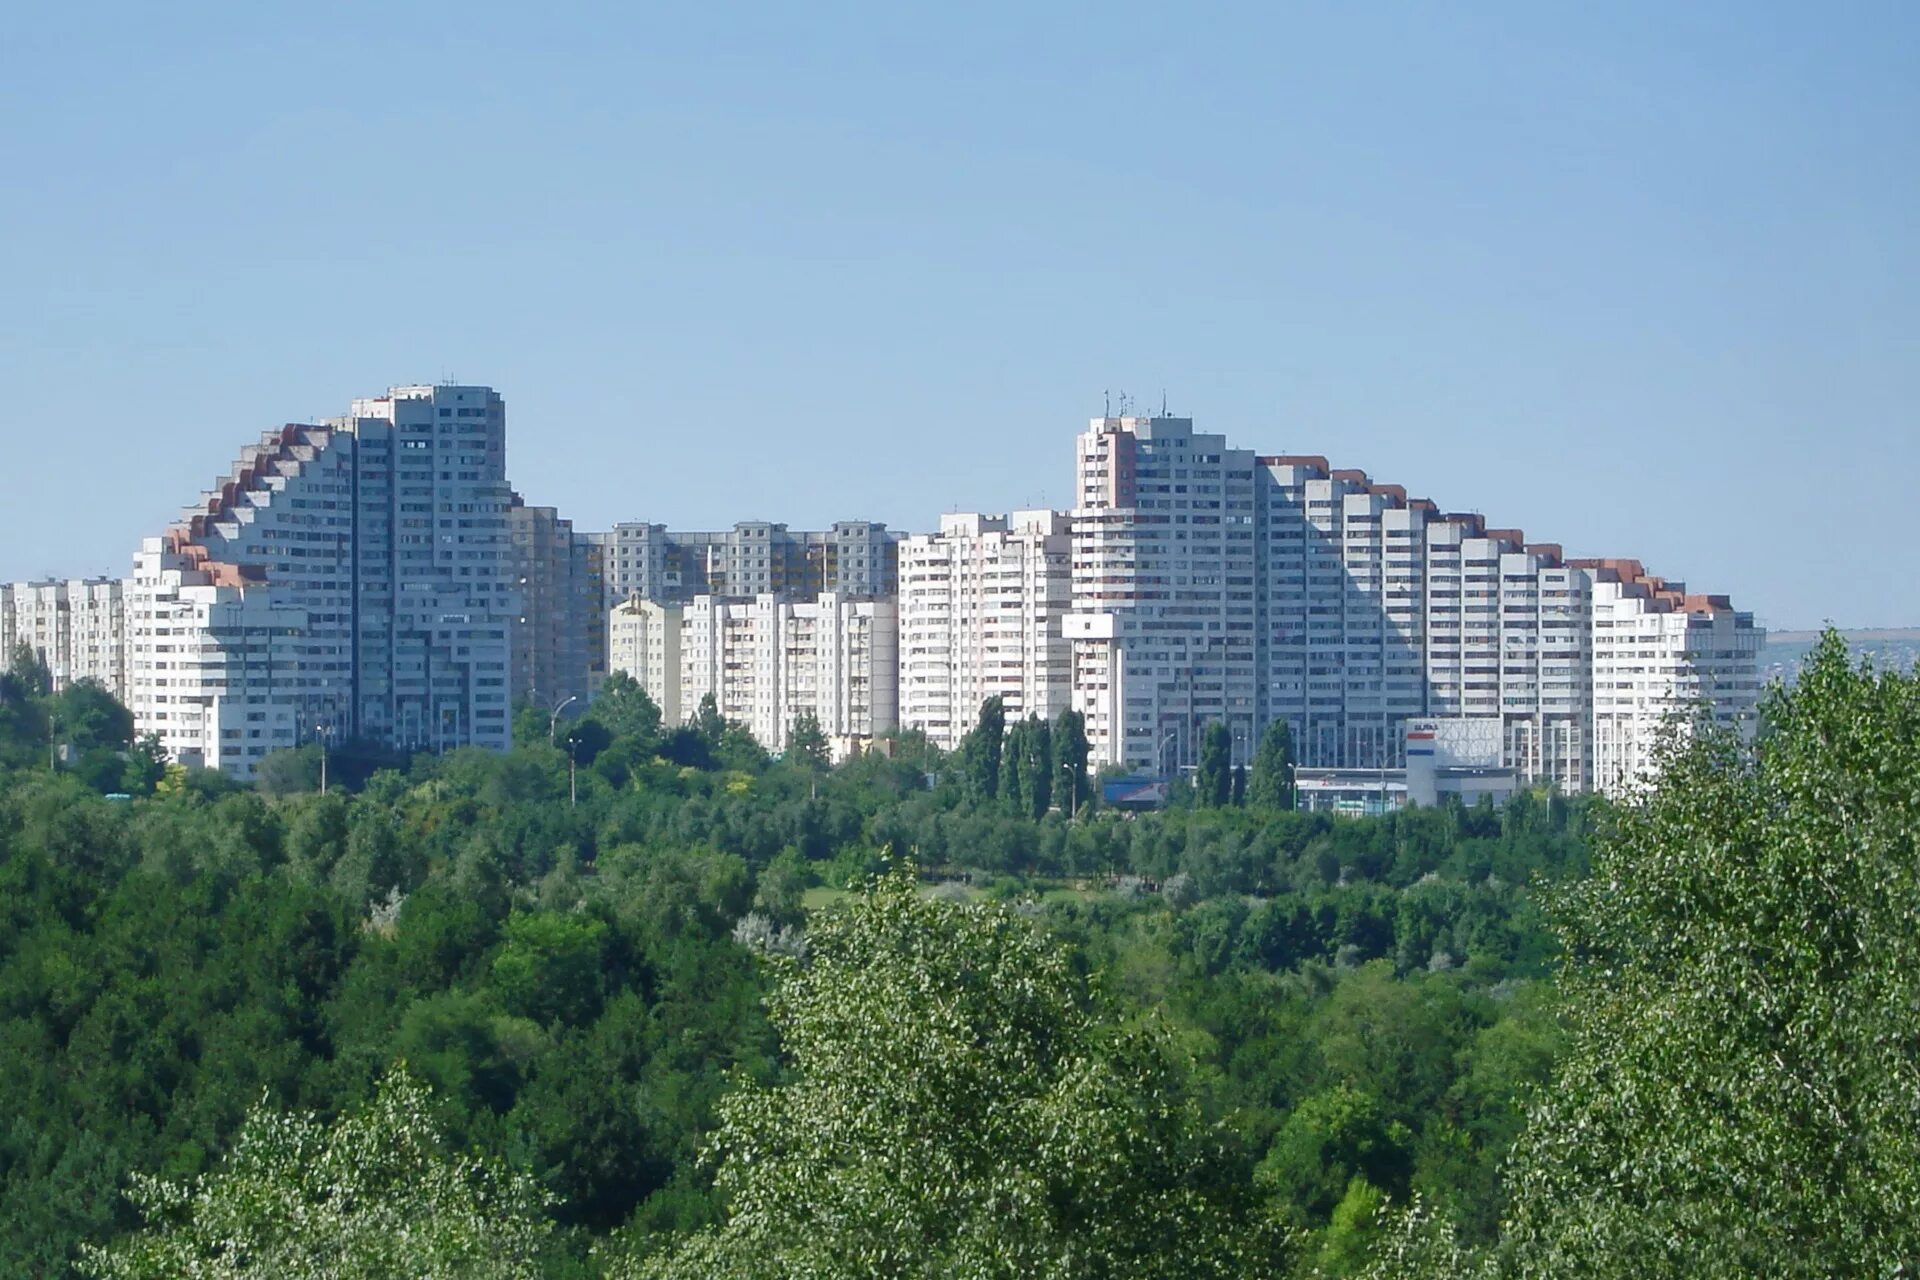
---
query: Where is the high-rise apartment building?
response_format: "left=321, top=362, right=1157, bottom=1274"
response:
left=607, top=598, right=682, bottom=725
left=1581, top=560, right=1764, bottom=793
left=1, top=579, right=127, bottom=696
left=897, top=510, right=1073, bottom=749
left=610, top=592, right=898, bottom=759
left=593, top=520, right=903, bottom=608
left=126, top=385, right=518, bottom=776
left=510, top=496, right=603, bottom=712
left=1067, top=415, right=1760, bottom=795
left=1067, top=417, right=1262, bottom=775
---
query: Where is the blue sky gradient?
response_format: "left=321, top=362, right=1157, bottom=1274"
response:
left=2, top=2, right=1914, bottom=627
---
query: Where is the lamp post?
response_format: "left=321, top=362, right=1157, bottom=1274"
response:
left=1060, top=760, right=1077, bottom=823
left=548, top=694, right=578, bottom=747
left=315, top=722, right=333, bottom=796
left=1158, top=729, right=1178, bottom=780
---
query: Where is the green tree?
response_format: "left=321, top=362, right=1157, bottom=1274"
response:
left=1247, top=719, right=1297, bottom=810
left=1196, top=721, right=1232, bottom=808
left=785, top=710, right=830, bottom=772
left=0, top=667, right=49, bottom=752
left=1382, top=632, right=1920, bottom=1277
left=1001, top=717, right=1029, bottom=814
left=490, top=911, right=610, bottom=1027
left=590, top=672, right=664, bottom=746
left=635, top=867, right=1289, bottom=1279
left=255, top=745, right=324, bottom=796
left=8, top=642, right=51, bottom=699
left=119, top=733, right=169, bottom=795
left=51, top=680, right=134, bottom=752
left=1053, top=708, right=1090, bottom=816
left=81, top=1069, right=555, bottom=1279
left=962, top=696, right=1006, bottom=804
left=693, top=692, right=728, bottom=747
left=1256, top=1085, right=1411, bottom=1225
left=1020, top=714, right=1053, bottom=820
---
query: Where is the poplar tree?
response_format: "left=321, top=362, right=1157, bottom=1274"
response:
left=1248, top=719, right=1297, bottom=810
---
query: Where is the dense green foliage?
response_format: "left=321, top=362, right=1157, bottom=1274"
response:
left=82, top=1069, right=555, bottom=1278
left=1368, top=631, right=1920, bottom=1276
left=638, top=869, right=1288, bottom=1279
left=0, top=683, right=1590, bottom=1276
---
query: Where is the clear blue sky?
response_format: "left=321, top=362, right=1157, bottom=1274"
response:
left=3, top=2, right=1915, bottom=629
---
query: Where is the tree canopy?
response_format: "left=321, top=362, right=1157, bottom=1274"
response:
left=81, top=1069, right=555, bottom=1280
left=1372, top=631, right=1920, bottom=1277
left=636, top=867, right=1291, bottom=1280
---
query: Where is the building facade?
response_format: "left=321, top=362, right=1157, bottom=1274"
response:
left=897, top=510, right=1073, bottom=749
left=611, top=592, right=898, bottom=759
left=1067, top=416, right=1262, bottom=776
left=1066, top=414, right=1760, bottom=795
left=608, top=597, right=683, bottom=726
left=126, top=386, right=519, bottom=776
left=592, top=520, right=903, bottom=608
left=510, top=496, right=603, bottom=713
left=1, top=578, right=127, bottom=696
left=1582, top=560, right=1764, bottom=794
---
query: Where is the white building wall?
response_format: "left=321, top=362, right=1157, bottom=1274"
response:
left=1069, top=417, right=1260, bottom=773
left=0, top=579, right=126, bottom=697
left=608, top=598, right=682, bottom=726
left=1587, top=569, right=1763, bottom=796
left=622, top=593, right=898, bottom=760
left=898, top=510, right=1071, bottom=749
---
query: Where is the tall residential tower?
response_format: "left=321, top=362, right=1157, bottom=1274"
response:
left=127, top=385, right=518, bottom=776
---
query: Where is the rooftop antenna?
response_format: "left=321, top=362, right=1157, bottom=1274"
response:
left=1103, top=389, right=1111, bottom=417
left=1161, top=389, right=1168, bottom=416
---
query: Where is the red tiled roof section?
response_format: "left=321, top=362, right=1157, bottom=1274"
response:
left=171, top=423, right=334, bottom=551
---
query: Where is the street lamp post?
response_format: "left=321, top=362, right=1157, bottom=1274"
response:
left=548, top=695, right=578, bottom=747
left=315, top=722, right=333, bottom=796
left=1060, top=760, right=1077, bottom=823
left=1158, top=729, right=1178, bottom=780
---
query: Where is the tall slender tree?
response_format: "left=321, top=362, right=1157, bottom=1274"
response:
left=1053, top=708, right=1091, bottom=815
left=1020, top=714, right=1053, bottom=820
left=1197, top=722, right=1233, bottom=808
left=1248, top=719, right=1298, bottom=810
left=963, top=696, right=1006, bottom=803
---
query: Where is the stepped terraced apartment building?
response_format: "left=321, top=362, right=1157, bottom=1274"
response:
left=1063, top=414, right=1762, bottom=793
left=124, top=385, right=520, bottom=776
left=5, top=386, right=1759, bottom=797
